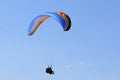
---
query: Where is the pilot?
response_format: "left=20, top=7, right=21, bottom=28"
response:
left=46, top=65, right=54, bottom=75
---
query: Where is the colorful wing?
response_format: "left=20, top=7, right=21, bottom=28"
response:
left=28, top=11, right=71, bottom=35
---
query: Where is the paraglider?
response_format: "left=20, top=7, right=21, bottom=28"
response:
left=28, top=11, right=71, bottom=75
left=28, top=11, right=71, bottom=35
left=46, top=65, right=55, bottom=75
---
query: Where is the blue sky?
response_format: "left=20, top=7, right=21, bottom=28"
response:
left=0, top=0, right=120, bottom=80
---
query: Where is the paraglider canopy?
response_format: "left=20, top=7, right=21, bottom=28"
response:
left=28, top=11, right=71, bottom=35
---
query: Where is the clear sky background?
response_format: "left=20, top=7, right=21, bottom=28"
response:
left=0, top=0, right=120, bottom=80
